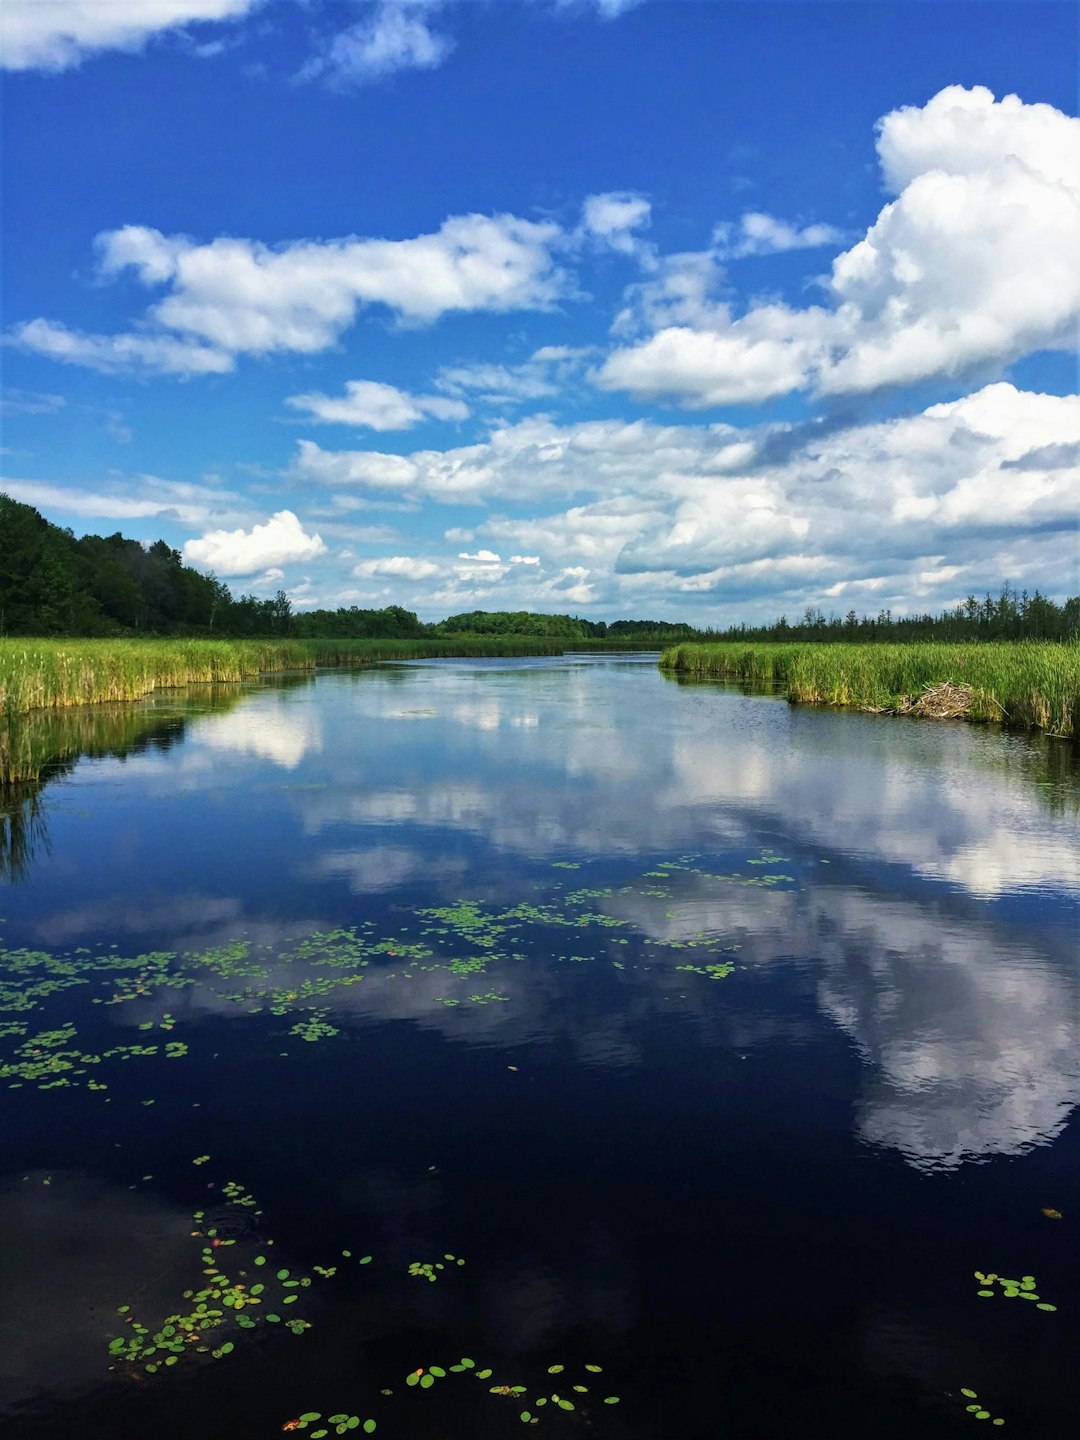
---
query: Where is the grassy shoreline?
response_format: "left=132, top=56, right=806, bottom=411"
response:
left=0, top=637, right=649, bottom=782
left=0, top=635, right=650, bottom=716
left=659, top=640, right=1079, bottom=738
left=3, top=636, right=1075, bottom=785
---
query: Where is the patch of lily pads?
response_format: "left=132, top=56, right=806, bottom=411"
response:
left=284, top=1357, right=622, bottom=1436
left=973, top=1270, right=1057, bottom=1311
left=107, top=1168, right=375, bottom=1377
left=0, top=846, right=795, bottom=1095
left=408, top=1253, right=465, bottom=1282
left=959, top=1387, right=1005, bottom=1425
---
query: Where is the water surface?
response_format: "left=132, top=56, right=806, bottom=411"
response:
left=2, top=656, right=1077, bottom=1438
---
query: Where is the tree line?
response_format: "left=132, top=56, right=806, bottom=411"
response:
left=2, top=493, right=1076, bottom=642
left=710, top=586, right=1080, bottom=643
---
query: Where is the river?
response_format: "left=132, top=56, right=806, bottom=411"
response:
left=1, top=654, right=1077, bottom=1438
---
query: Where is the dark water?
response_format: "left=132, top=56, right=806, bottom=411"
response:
left=1, top=655, right=1077, bottom=1439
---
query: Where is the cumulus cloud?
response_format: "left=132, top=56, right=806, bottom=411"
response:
left=286, top=379, right=468, bottom=430
left=353, top=554, right=442, bottom=580
left=0, top=0, right=259, bottom=71
left=600, top=305, right=826, bottom=406
left=12, top=213, right=569, bottom=375
left=294, top=441, right=421, bottom=493
left=614, top=383, right=1080, bottom=578
left=182, top=509, right=326, bottom=576
left=313, top=382, right=1077, bottom=617
left=598, top=86, right=1080, bottom=407
left=294, top=411, right=750, bottom=505
left=299, top=1, right=453, bottom=89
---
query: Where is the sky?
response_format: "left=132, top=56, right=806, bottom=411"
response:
left=1, top=0, right=1078, bottom=623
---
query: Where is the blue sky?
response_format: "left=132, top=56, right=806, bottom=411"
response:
left=2, top=0, right=1077, bottom=621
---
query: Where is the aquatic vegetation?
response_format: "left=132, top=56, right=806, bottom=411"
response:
left=659, top=640, right=1080, bottom=737
left=290, top=1010, right=341, bottom=1042
left=408, top=1254, right=465, bottom=1282
left=674, top=961, right=735, bottom=980
left=285, top=1415, right=376, bottom=1436
left=287, top=1349, right=623, bottom=1433
left=973, top=1270, right=1057, bottom=1311
left=0, top=850, right=776, bottom=1098
left=394, top=1356, right=620, bottom=1428
left=959, top=1388, right=1005, bottom=1425
left=107, top=1175, right=368, bottom=1377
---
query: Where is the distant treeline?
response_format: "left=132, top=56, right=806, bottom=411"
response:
left=0, top=494, right=701, bottom=643
left=712, top=588, right=1080, bottom=643
left=2, top=492, right=1076, bottom=642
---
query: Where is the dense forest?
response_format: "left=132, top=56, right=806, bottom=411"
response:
left=2, top=492, right=1077, bottom=643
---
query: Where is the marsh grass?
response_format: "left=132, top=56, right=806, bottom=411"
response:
left=0, top=636, right=642, bottom=720
left=659, top=641, right=1080, bottom=738
left=0, top=636, right=640, bottom=783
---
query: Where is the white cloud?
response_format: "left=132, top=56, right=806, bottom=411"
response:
left=611, top=248, right=729, bottom=335
left=0, top=0, right=259, bottom=71
left=9, top=318, right=232, bottom=377
left=317, top=382, right=1077, bottom=618
left=580, top=191, right=652, bottom=254
left=299, top=1, right=453, bottom=89
left=13, top=213, right=569, bottom=374
left=435, top=345, right=592, bottom=404
left=437, top=361, right=557, bottom=404
left=555, top=0, right=645, bottom=16
left=458, top=549, right=499, bottom=563
left=598, top=305, right=826, bottom=406
left=353, top=555, right=442, bottom=580
left=294, top=440, right=421, bottom=492
left=183, top=509, right=327, bottom=576
left=0, top=388, right=66, bottom=415
left=0, top=475, right=246, bottom=527
left=612, top=383, right=1080, bottom=578
left=286, top=379, right=468, bottom=430
left=714, top=211, right=846, bottom=258
left=598, top=86, right=1080, bottom=407
left=294, top=411, right=749, bottom=505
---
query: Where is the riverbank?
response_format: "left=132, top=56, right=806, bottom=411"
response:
left=0, top=635, right=649, bottom=717
left=659, top=640, right=1079, bottom=738
left=0, top=637, right=649, bottom=782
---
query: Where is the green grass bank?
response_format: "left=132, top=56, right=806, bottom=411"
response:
left=0, top=636, right=650, bottom=782
left=0, top=636, right=576, bottom=720
left=0, top=635, right=648, bottom=717
left=659, top=640, right=1079, bottom=738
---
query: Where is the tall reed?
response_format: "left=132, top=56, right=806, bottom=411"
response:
left=0, top=636, right=602, bottom=721
left=659, top=641, right=1079, bottom=737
